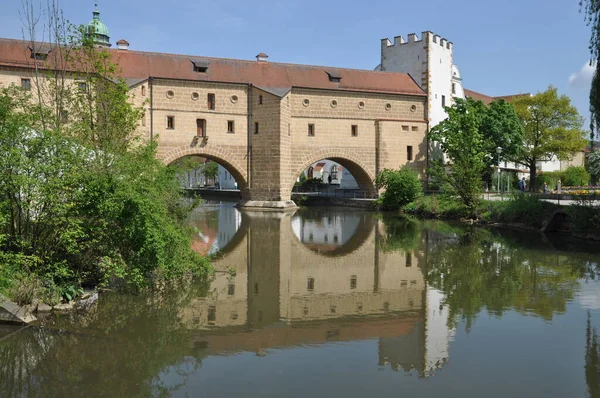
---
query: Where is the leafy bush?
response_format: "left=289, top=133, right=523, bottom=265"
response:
left=565, top=198, right=600, bottom=234
left=482, top=194, right=559, bottom=228
left=563, top=166, right=590, bottom=186
left=375, top=167, right=422, bottom=210
left=403, top=195, right=470, bottom=219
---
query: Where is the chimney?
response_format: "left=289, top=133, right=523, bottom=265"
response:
left=116, top=39, right=129, bottom=50
left=256, top=52, right=269, bottom=62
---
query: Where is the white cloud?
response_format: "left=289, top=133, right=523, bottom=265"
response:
left=569, top=62, right=596, bottom=88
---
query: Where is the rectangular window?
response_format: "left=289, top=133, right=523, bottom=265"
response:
left=207, top=93, right=215, bottom=110
left=141, top=85, right=146, bottom=96
left=167, top=116, right=175, bottom=129
left=406, top=252, right=412, bottom=267
left=350, top=275, right=357, bottom=289
left=259, top=95, right=263, bottom=105
left=442, top=95, right=446, bottom=107
left=452, top=83, right=456, bottom=95
left=308, top=124, right=315, bottom=137
left=254, top=122, right=259, bottom=134
left=208, top=305, right=216, bottom=324
left=351, top=125, right=358, bottom=137
left=21, top=78, right=31, bottom=90
left=402, top=125, right=409, bottom=132
left=141, top=114, right=146, bottom=126
left=411, top=126, right=418, bottom=132
left=307, top=277, right=315, bottom=291
left=407, top=146, right=413, bottom=161
left=228, top=283, right=235, bottom=296
left=78, top=82, right=87, bottom=91
left=227, top=120, right=235, bottom=133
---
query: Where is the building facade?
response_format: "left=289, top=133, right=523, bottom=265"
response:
left=0, top=7, right=429, bottom=205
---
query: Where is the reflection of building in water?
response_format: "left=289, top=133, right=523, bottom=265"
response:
left=181, top=210, right=454, bottom=377
left=188, top=202, right=242, bottom=255
left=290, top=211, right=361, bottom=251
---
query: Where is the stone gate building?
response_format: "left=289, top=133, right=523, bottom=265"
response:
left=0, top=7, right=429, bottom=208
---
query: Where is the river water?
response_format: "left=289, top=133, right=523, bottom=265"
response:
left=2, top=200, right=600, bottom=397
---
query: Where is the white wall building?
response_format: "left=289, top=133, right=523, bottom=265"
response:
left=218, top=165, right=238, bottom=190
left=378, top=31, right=465, bottom=131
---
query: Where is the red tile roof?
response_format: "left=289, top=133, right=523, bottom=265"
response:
left=464, top=88, right=530, bottom=105
left=0, top=37, right=426, bottom=97
left=463, top=89, right=494, bottom=105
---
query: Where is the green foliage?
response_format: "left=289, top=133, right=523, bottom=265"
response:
left=566, top=198, right=600, bottom=234
left=428, top=98, right=487, bottom=211
left=0, top=23, right=211, bottom=299
left=588, top=150, right=600, bottom=181
left=481, top=194, right=559, bottom=228
left=378, top=215, right=421, bottom=252
left=512, top=87, right=587, bottom=189
left=564, top=166, right=591, bottom=186
left=375, top=167, right=422, bottom=210
left=480, top=98, right=525, bottom=169
left=203, top=161, right=219, bottom=182
left=538, top=166, right=591, bottom=189
left=581, top=0, right=600, bottom=140
left=403, top=195, right=470, bottom=219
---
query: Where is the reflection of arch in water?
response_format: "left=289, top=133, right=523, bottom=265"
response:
left=289, top=150, right=377, bottom=197
left=162, top=146, right=248, bottom=197
left=214, top=211, right=250, bottom=256
left=290, top=209, right=376, bottom=256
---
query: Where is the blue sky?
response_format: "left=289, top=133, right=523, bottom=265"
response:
left=0, top=0, right=594, bottom=123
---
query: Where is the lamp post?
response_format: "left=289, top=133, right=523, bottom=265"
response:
left=496, top=147, right=502, bottom=195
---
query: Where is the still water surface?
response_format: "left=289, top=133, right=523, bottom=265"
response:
left=2, top=200, right=600, bottom=397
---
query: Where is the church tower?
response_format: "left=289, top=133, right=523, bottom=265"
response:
left=85, top=3, right=111, bottom=48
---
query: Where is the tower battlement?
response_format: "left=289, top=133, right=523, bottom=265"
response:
left=381, top=31, right=452, bottom=50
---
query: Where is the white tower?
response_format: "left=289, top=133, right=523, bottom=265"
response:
left=378, top=31, right=465, bottom=130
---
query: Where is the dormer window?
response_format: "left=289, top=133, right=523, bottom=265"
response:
left=325, top=70, right=342, bottom=83
left=190, top=58, right=209, bottom=73
left=29, top=46, right=51, bottom=61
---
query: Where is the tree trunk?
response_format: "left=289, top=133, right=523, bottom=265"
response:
left=529, top=161, right=537, bottom=192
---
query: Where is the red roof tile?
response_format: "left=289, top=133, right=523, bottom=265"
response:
left=0, top=37, right=426, bottom=97
left=465, top=88, right=530, bottom=105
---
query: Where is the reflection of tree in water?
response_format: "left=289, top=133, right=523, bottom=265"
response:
left=587, top=311, right=600, bottom=398
left=377, top=215, right=421, bottom=253
left=0, top=282, right=210, bottom=397
left=424, top=227, right=583, bottom=331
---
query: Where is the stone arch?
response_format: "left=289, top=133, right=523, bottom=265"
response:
left=289, top=149, right=377, bottom=197
left=161, top=146, right=248, bottom=196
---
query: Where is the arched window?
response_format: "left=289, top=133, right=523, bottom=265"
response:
left=330, top=165, right=338, bottom=181
left=307, top=166, right=314, bottom=179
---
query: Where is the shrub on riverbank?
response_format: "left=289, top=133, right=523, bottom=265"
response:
left=403, top=195, right=470, bottom=219
left=375, top=167, right=422, bottom=210
left=404, top=193, right=600, bottom=235
left=0, top=54, right=211, bottom=303
left=480, top=194, right=560, bottom=228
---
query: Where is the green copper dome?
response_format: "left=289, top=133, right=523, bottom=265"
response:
left=85, top=4, right=111, bottom=47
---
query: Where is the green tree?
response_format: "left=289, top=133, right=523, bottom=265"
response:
left=512, top=87, right=587, bottom=190
left=581, top=0, right=600, bottom=143
left=375, top=167, right=422, bottom=210
left=589, top=150, right=600, bottom=182
left=480, top=99, right=525, bottom=185
left=203, top=161, right=219, bottom=184
left=428, top=98, right=486, bottom=211
left=0, top=9, right=211, bottom=296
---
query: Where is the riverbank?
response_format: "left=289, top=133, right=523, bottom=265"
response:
left=402, top=194, right=600, bottom=240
